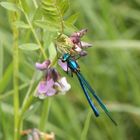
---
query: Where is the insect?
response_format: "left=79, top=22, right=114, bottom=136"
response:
left=61, top=53, right=117, bottom=125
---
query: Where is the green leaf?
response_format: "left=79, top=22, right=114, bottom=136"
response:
left=64, top=22, right=77, bottom=33
left=19, top=43, right=39, bottom=51
left=0, top=42, right=3, bottom=79
left=48, top=43, right=57, bottom=60
left=0, top=63, right=13, bottom=94
left=0, top=103, right=7, bottom=139
left=59, top=0, right=69, bottom=15
left=14, top=21, right=30, bottom=29
left=43, top=31, right=58, bottom=47
left=0, top=2, right=20, bottom=12
left=41, top=0, right=67, bottom=32
left=34, top=20, right=59, bottom=32
left=23, top=101, right=41, bottom=119
left=66, top=13, right=79, bottom=24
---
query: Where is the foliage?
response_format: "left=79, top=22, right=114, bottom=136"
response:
left=0, top=0, right=140, bottom=140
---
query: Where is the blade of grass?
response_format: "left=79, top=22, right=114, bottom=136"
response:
left=0, top=62, right=13, bottom=94
left=0, top=42, right=3, bottom=79
left=93, top=40, right=140, bottom=49
left=0, top=103, right=8, bottom=140
left=80, top=110, right=92, bottom=140
left=11, top=5, right=20, bottom=139
left=39, top=99, right=51, bottom=131
left=0, top=83, right=29, bottom=100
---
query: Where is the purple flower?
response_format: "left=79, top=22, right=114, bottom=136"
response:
left=21, top=128, right=55, bottom=140
left=70, top=29, right=92, bottom=56
left=35, top=60, right=51, bottom=70
left=35, top=60, right=71, bottom=99
left=58, top=60, right=68, bottom=72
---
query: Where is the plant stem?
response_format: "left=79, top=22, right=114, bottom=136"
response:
left=0, top=42, right=3, bottom=79
left=18, top=93, right=36, bottom=136
left=80, top=110, right=92, bottom=140
left=12, top=10, right=20, bottom=140
left=24, top=13, right=47, bottom=59
left=0, top=83, right=28, bottom=100
left=17, top=1, right=55, bottom=135
left=39, top=99, right=51, bottom=131
left=32, top=0, right=38, bottom=9
left=54, top=0, right=64, bottom=34
left=20, top=90, right=37, bottom=117
left=0, top=103, right=7, bottom=140
left=22, top=72, right=37, bottom=107
left=19, top=0, right=47, bottom=59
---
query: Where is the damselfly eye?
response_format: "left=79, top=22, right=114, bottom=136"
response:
left=62, top=59, right=65, bottom=62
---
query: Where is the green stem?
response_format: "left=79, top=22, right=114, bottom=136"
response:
left=80, top=110, right=92, bottom=140
left=54, top=0, right=64, bottom=34
left=12, top=10, right=20, bottom=140
left=19, top=0, right=47, bottom=59
left=18, top=94, right=36, bottom=135
left=0, top=83, right=28, bottom=100
left=20, top=95, right=35, bottom=119
left=32, top=0, right=38, bottom=9
left=39, top=99, right=51, bottom=131
left=0, top=103, right=7, bottom=140
left=17, top=1, right=58, bottom=135
left=0, top=42, right=3, bottom=79
left=22, top=72, right=37, bottom=107
left=24, top=13, right=47, bottom=59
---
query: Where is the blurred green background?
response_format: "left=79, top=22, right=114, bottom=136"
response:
left=0, top=0, right=140, bottom=140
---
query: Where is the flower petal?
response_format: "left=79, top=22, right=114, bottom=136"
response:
left=35, top=60, right=51, bottom=70
left=77, top=29, right=88, bottom=37
left=81, top=41, right=92, bottom=48
left=46, top=79, right=55, bottom=91
left=71, top=29, right=88, bottom=38
left=57, top=77, right=71, bottom=94
left=38, top=81, right=48, bottom=94
left=36, top=79, right=57, bottom=98
left=74, top=45, right=82, bottom=52
left=79, top=50, right=87, bottom=56
left=70, top=36, right=80, bottom=44
left=58, top=59, right=68, bottom=71
left=46, top=87, right=56, bottom=96
left=37, top=79, right=54, bottom=94
left=50, top=68, right=60, bottom=81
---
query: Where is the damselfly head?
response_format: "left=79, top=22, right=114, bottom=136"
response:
left=62, top=53, right=70, bottom=62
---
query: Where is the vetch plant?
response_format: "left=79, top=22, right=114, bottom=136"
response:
left=21, top=128, right=55, bottom=140
left=0, top=0, right=140, bottom=140
left=0, top=0, right=79, bottom=140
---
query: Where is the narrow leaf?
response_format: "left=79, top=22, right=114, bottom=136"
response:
left=34, top=20, right=59, bottom=32
left=64, top=22, right=77, bottom=33
left=59, top=0, right=69, bottom=15
left=19, top=43, right=39, bottom=51
left=0, top=2, right=20, bottom=12
left=14, top=21, right=30, bottom=29
left=48, top=43, right=57, bottom=60
left=0, top=42, right=3, bottom=79
left=66, top=13, right=79, bottom=24
left=23, top=102, right=41, bottom=119
left=0, top=63, right=13, bottom=94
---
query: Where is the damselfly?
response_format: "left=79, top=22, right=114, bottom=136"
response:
left=61, top=53, right=117, bottom=125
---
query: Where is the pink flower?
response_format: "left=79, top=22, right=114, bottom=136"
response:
left=35, top=60, right=51, bottom=70
left=35, top=60, right=71, bottom=99
left=58, top=60, right=68, bottom=71
left=70, top=29, right=92, bottom=56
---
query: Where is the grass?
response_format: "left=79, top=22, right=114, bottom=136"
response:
left=0, top=0, right=140, bottom=140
